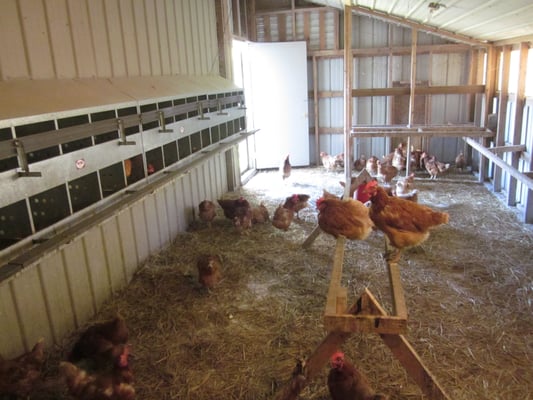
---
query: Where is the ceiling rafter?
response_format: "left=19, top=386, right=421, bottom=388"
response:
left=405, top=0, right=426, bottom=19
left=387, top=0, right=400, bottom=15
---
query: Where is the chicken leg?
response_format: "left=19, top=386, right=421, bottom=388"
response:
left=384, top=236, right=401, bottom=263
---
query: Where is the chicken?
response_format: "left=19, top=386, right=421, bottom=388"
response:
left=280, top=154, right=291, bottom=180
left=316, top=197, right=374, bottom=240
left=283, top=194, right=310, bottom=219
left=251, top=202, right=270, bottom=224
left=436, top=160, right=451, bottom=173
left=376, top=160, right=398, bottom=184
left=339, top=169, right=373, bottom=199
left=68, top=314, right=129, bottom=368
left=0, top=338, right=45, bottom=397
left=328, top=351, right=388, bottom=400
left=455, top=152, right=466, bottom=171
left=391, top=147, right=406, bottom=171
left=198, top=200, right=216, bottom=227
left=353, top=155, right=367, bottom=172
left=272, top=204, right=294, bottom=231
left=393, top=173, right=418, bottom=202
left=365, top=156, right=378, bottom=176
left=356, top=180, right=449, bottom=262
left=197, top=254, right=223, bottom=290
left=334, top=152, right=345, bottom=169
left=60, top=344, right=134, bottom=400
left=320, top=152, right=338, bottom=172
left=420, top=152, right=439, bottom=180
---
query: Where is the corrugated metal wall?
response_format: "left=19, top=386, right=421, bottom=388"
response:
left=315, top=15, right=469, bottom=164
left=0, top=0, right=218, bottom=80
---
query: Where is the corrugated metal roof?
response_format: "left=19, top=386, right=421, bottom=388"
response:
left=309, top=0, right=533, bottom=45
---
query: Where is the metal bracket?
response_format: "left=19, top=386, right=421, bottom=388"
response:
left=14, top=139, right=42, bottom=177
left=217, top=100, right=228, bottom=115
left=197, top=102, right=210, bottom=120
left=238, top=96, right=247, bottom=109
left=157, top=111, right=173, bottom=133
left=117, top=119, right=136, bottom=145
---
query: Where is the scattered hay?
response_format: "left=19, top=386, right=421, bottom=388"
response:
left=40, top=167, right=533, bottom=399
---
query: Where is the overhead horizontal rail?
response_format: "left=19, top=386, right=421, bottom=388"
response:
left=351, top=125, right=494, bottom=138
left=311, top=85, right=485, bottom=99
left=311, top=43, right=473, bottom=58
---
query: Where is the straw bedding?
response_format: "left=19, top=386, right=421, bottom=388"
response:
left=40, top=167, right=533, bottom=399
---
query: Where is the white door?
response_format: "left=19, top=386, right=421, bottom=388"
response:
left=244, top=41, right=309, bottom=169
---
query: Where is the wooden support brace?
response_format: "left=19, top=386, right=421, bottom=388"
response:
left=362, top=289, right=451, bottom=400
left=302, top=225, right=322, bottom=249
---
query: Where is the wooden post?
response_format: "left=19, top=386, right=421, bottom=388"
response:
left=343, top=5, right=353, bottom=199
left=313, top=55, right=320, bottom=166
left=494, top=46, right=511, bottom=192
left=507, top=42, right=529, bottom=207
left=406, top=28, right=417, bottom=177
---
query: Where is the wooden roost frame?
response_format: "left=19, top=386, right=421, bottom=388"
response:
left=275, top=6, right=451, bottom=399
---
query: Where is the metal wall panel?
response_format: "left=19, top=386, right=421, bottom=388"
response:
left=117, top=208, right=139, bottom=281
left=76, top=234, right=104, bottom=320
left=82, top=233, right=111, bottom=310
left=0, top=282, right=25, bottom=358
left=0, top=0, right=218, bottom=80
left=38, top=253, right=76, bottom=344
left=10, top=266, right=54, bottom=352
left=101, top=221, right=128, bottom=293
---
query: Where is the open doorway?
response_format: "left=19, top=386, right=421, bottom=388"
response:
left=231, top=39, right=310, bottom=172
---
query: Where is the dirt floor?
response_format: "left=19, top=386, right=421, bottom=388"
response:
left=41, top=166, right=533, bottom=400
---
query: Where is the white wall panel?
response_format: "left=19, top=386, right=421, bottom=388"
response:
left=10, top=267, right=54, bottom=351
left=142, top=197, right=161, bottom=254
left=0, top=281, right=25, bottom=358
left=119, top=0, right=140, bottom=77
left=68, top=0, right=98, bottom=78
left=83, top=227, right=112, bottom=310
left=101, top=220, right=127, bottom=293
left=0, top=0, right=218, bottom=81
left=117, top=208, right=139, bottom=281
left=87, top=0, right=113, bottom=77
left=131, top=201, right=150, bottom=265
left=154, top=189, right=171, bottom=248
left=0, top=0, right=28, bottom=80
left=38, top=252, right=76, bottom=343
left=45, top=0, right=77, bottom=79
left=19, top=0, right=55, bottom=79
left=77, top=234, right=105, bottom=319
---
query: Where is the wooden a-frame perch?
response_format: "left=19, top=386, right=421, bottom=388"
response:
left=275, top=235, right=450, bottom=400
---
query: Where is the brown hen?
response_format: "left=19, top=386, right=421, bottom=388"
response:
left=197, top=254, right=223, bottom=290
left=316, top=197, right=374, bottom=240
left=60, top=344, right=134, bottom=400
left=272, top=204, right=294, bottom=231
left=283, top=194, right=310, bottom=219
left=198, top=200, right=216, bottom=227
left=0, top=338, right=45, bottom=397
left=68, top=314, right=129, bottom=368
left=328, top=351, right=388, bottom=400
left=356, top=180, right=449, bottom=262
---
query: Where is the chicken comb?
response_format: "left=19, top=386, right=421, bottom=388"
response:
left=330, top=351, right=344, bottom=362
